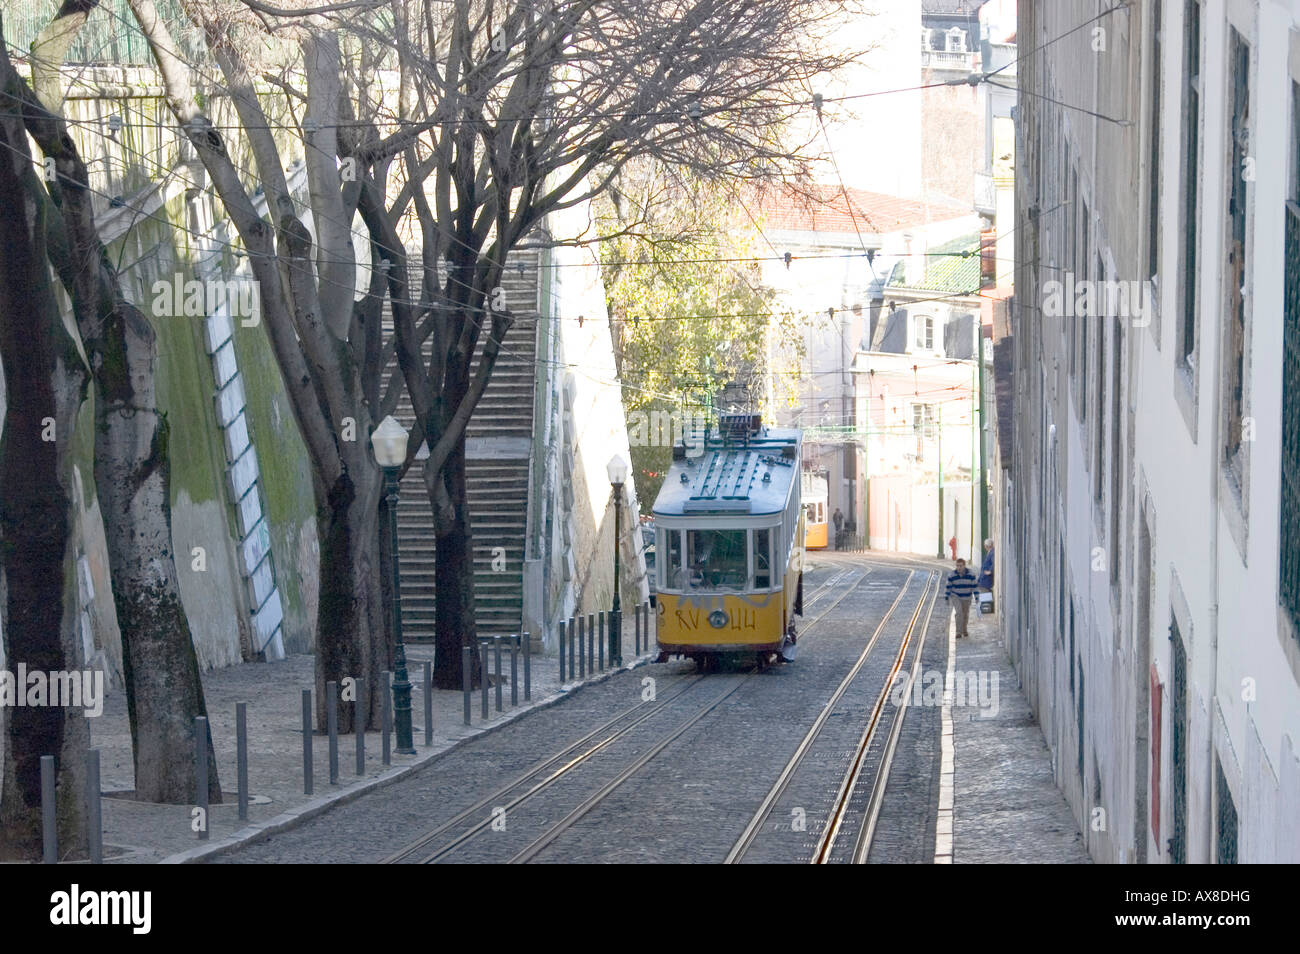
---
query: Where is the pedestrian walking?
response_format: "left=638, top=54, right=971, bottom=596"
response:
left=832, top=508, right=844, bottom=549
left=945, top=558, right=978, bottom=638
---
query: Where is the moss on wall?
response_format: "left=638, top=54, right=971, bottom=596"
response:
left=230, top=316, right=317, bottom=653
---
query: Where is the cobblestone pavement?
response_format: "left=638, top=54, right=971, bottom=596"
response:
left=950, top=600, right=1091, bottom=863
left=89, top=612, right=659, bottom=863
left=83, top=553, right=1090, bottom=864
left=217, top=556, right=962, bottom=864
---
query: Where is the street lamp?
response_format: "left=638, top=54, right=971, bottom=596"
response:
left=606, top=453, right=629, bottom=667
left=371, top=415, right=415, bottom=755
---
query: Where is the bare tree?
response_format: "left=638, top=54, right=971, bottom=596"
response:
left=352, top=0, right=860, bottom=686
left=127, top=0, right=402, bottom=727
left=0, top=13, right=90, bottom=859
left=127, top=0, right=860, bottom=698
left=0, top=4, right=221, bottom=814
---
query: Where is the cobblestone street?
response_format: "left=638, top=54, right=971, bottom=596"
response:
left=185, top=554, right=1088, bottom=865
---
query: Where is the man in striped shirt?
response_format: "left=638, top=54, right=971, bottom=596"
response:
left=945, top=558, right=979, bottom=638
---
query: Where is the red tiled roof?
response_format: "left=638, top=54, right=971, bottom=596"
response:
left=752, top=183, right=973, bottom=236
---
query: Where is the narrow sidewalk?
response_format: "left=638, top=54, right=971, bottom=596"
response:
left=87, top=634, right=655, bottom=864
left=938, top=599, right=1090, bottom=863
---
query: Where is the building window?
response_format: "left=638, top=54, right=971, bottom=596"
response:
left=911, top=402, right=935, bottom=439
left=1146, top=0, right=1164, bottom=290
left=1222, top=28, right=1251, bottom=479
left=1215, top=759, right=1238, bottom=864
left=1279, top=82, right=1300, bottom=638
left=915, top=315, right=934, bottom=351
left=947, top=28, right=965, bottom=53
left=1178, top=0, right=1203, bottom=370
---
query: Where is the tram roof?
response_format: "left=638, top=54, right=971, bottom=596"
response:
left=652, top=427, right=802, bottom=518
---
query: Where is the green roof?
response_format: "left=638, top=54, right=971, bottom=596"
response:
left=889, top=233, right=982, bottom=293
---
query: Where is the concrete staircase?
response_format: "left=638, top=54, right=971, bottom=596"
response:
left=384, top=252, right=540, bottom=642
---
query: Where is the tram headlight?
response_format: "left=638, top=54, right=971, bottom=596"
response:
left=708, top=609, right=728, bottom=629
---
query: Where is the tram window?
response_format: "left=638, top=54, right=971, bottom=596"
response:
left=754, top=529, right=771, bottom=589
left=667, top=531, right=683, bottom=589
left=687, top=529, right=747, bottom=589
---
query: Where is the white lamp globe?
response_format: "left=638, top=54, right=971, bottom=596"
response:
left=371, top=415, right=409, bottom=468
left=606, top=453, right=629, bottom=486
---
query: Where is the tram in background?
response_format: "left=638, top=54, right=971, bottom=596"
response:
left=801, top=471, right=829, bottom=550
left=651, top=412, right=804, bottom=671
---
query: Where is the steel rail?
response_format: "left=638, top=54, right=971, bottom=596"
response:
left=811, top=571, right=939, bottom=864
left=723, top=569, right=920, bottom=864
left=850, top=576, right=942, bottom=864
left=381, top=675, right=705, bottom=863
left=386, top=562, right=883, bottom=864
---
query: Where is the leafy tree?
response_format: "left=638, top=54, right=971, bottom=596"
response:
left=601, top=167, right=804, bottom=507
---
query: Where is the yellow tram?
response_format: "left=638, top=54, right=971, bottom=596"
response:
left=802, top=471, right=829, bottom=550
left=651, top=413, right=805, bottom=671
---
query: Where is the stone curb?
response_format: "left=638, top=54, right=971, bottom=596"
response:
left=160, top=653, right=659, bottom=864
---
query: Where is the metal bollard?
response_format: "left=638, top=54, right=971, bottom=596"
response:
left=302, top=689, right=313, bottom=795
left=568, top=616, right=576, bottom=679
left=559, top=620, right=567, bottom=682
left=598, top=612, right=605, bottom=670
left=41, top=755, right=56, bottom=863
left=356, top=682, right=367, bottom=776
left=424, top=660, right=433, bottom=747
left=523, top=631, right=532, bottom=701
left=462, top=646, right=472, bottom=725
left=510, top=637, right=519, bottom=706
left=646, top=601, right=655, bottom=651
left=635, top=603, right=642, bottom=655
left=494, top=639, right=503, bottom=712
left=578, top=614, right=586, bottom=679
left=588, top=613, right=596, bottom=673
left=327, top=680, right=339, bottom=784
left=382, top=670, right=392, bottom=766
left=195, top=716, right=209, bottom=840
left=236, top=703, right=248, bottom=821
left=480, top=643, right=489, bottom=719
left=86, top=749, right=102, bottom=863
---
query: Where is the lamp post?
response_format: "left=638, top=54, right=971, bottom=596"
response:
left=371, top=416, right=415, bottom=754
left=606, top=454, right=628, bottom=667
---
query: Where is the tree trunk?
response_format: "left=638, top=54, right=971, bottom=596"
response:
left=314, top=467, right=386, bottom=731
left=93, top=304, right=220, bottom=803
left=0, top=101, right=88, bottom=860
left=4, top=27, right=223, bottom=805
left=430, top=435, right=480, bottom=689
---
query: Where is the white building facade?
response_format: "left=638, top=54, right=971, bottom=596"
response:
left=1003, top=0, right=1300, bottom=863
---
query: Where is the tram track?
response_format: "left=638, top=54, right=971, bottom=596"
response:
left=385, top=563, right=882, bottom=864
left=724, top=569, right=939, bottom=864
left=814, top=570, right=941, bottom=864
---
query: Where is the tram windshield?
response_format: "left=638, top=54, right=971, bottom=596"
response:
left=685, top=529, right=747, bottom=590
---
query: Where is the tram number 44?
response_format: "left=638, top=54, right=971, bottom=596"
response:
left=674, top=607, right=758, bottom=631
